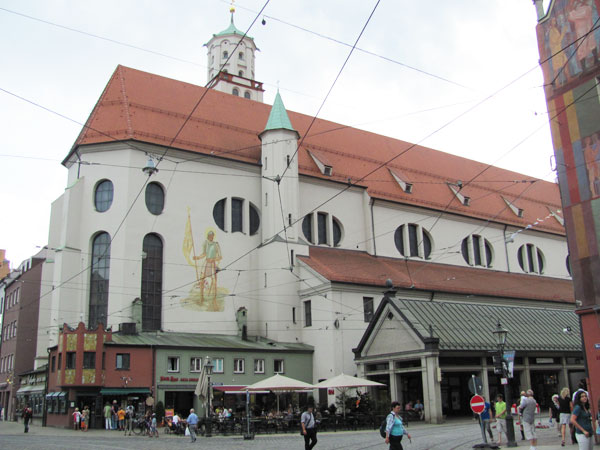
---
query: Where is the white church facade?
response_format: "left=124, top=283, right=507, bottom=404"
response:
left=36, top=15, right=581, bottom=422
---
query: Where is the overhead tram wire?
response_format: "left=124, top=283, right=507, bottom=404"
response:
left=278, top=0, right=382, bottom=181
left=8, top=5, right=585, bottom=323
left=21, top=1, right=273, bottom=307
left=160, top=29, right=581, bottom=303
left=223, top=0, right=472, bottom=91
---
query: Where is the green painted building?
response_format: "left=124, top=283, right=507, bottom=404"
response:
left=111, top=329, right=313, bottom=416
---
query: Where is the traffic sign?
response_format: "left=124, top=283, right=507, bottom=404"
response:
left=470, top=395, right=486, bottom=414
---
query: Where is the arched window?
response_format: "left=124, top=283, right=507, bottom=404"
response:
left=461, top=234, right=493, bottom=267
left=145, top=182, right=165, bottom=215
left=244, top=91, right=251, bottom=99
left=141, top=233, right=163, bottom=331
left=238, top=70, right=244, bottom=77
left=301, top=212, right=343, bottom=246
left=223, top=50, right=229, bottom=59
left=566, top=254, right=571, bottom=277
left=517, top=243, right=545, bottom=274
left=94, top=179, right=114, bottom=212
left=89, top=232, right=111, bottom=328
left=239, top=52, right=244, bottom=60
left=232, top=88, right=239, bottom=96
left=394, top=224, right=432, bottom=259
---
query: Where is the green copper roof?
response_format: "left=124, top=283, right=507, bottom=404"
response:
left=214, top=15, right=253, bottom=40
left=264, top=92, right=296, bottom=133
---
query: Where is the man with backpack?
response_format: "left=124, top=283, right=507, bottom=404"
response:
left=383, top=401, right=411, bottom=450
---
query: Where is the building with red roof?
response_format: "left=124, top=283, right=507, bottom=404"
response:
left=35, top=12, right=582, bottom=423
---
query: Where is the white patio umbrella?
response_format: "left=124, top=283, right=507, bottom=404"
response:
left=246, top=374, right=315, bottom=412
left=314, top=373, right=385, bottom=417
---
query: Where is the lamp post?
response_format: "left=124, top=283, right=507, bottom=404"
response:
left=204, top=356, right=214, bottom=437
left=493, top=322, right=517, bottom=447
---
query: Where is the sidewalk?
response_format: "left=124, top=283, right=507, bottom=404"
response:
left=0, top=417, right=585, bottom=449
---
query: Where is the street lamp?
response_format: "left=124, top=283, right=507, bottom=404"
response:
left=204, top=356, right=214, bottom=437
left=493, top=322, right=517, bottom=447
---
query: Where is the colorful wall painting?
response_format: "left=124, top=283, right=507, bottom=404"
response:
left=537, top=0, right=600, bottom=88
left=181, top=209, right=228, bottom=312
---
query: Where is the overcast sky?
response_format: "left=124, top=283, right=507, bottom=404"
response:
left=0, top=0, right=554, bottom=267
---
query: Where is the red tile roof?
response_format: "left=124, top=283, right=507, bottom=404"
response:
left=298, top=246, right=574, bottom=304
left=72, top=65, right=564, bottom=235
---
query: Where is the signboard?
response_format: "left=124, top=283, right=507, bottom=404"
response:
left=165, top=409, right=174, bottom=418
left=594, top=343, right=600, bottom=349
left=504, top=350, right=515, bottom=378
left=468, top=376, right=483, bottom=395
left=470, top=395, right=485, bottom=414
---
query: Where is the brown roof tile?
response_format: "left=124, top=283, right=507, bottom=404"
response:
left=298, top=246, right=574, bottom=304
left=72, top=65, right=564, bottom=234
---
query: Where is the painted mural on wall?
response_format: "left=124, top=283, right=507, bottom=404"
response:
left=182, top=208, right=228, bottom=312
left=538, top=0, right=599, bottom=87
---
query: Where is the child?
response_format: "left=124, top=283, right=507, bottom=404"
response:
left=117, top=406, right=125, bottom=431
left=72, top=408, right=81, bottom=430
left=149, top=413, right=159, bottom=438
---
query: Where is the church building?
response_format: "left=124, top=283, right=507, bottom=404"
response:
left=36, top=11, right=581, bottom=422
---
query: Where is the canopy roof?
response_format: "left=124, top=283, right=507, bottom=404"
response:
left=313, top=373, right=385, bottom=389
left=245, top=374, right=314, bottom=391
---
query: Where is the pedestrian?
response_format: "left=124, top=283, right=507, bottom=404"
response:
left=21, top=404, right=33, bottom=433
left=519, top=389, right=538, bottom=450
left=186, top=408, right=198, bottom=443
left=103, top=402, right=112, bottom=430
left=83, top=406, right=90, bottom=431
left=570, top=390, right=594, bottom=450
left=72, top=407, right=81, bottom=430
left=549, top=394, right=560, bottom=434
left=480, top=396, right=494, bottom=443
left=80, top=407, right=87, bottom=431
left=117, top=405, right=125, bottom=431
left=559, top=387, right=573, bottom=446
left=111, top=400, right=118, bottom=429
left=384, top=401, right=411, bottom=450
left=124, top=403, right=134, bottom=436
left=301, top=405, right=318, bottom=450
left=519, top=390, right=527, bottom=440
left=149, top=413, right=159, bottom=438
left=495, top=394, right=508, bottom=446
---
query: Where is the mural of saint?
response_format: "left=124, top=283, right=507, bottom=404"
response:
left=584, top=133, right=600, bottom=198
left=567, top=0, right=597, bottom=71
left=182, top=209, right=228, bottom=312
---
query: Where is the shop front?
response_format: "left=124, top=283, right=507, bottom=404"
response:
left=354, top=295, right=584, bottom=424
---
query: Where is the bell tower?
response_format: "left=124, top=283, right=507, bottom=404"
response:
left=204, top=6, right=264, bottom=102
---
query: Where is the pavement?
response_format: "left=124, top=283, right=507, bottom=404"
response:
left=0, top=417, right=587, bottom=449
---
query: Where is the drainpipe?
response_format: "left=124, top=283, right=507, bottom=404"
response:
left=503, top=224, right=511, bottom=273
left=370, top=199, right=377, bottom=256
left=43, top=348, right=50, bottom=427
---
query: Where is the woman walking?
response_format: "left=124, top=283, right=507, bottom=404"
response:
left=385, top=401, right=412, bottom=450
left=570, top=390, right=594, bottom=449
left=559, top=387, right=573, bottom=446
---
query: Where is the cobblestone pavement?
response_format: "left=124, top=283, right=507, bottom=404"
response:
left=0, top=418, right=572, bottom=449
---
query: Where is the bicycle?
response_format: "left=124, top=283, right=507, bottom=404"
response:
left=132, top=417, right=149, bottom=436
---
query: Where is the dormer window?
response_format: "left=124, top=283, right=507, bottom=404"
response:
left=307, top=149, right=333, bottom=176
left=232, top=88, right=239, bottom=96
left=548, top=207, right=564, bottom=226
left=388, top=168, right=412, bottom=193
left=447, top=182, right=470, bottom=206
left=502, top=197, right=524, bottom=217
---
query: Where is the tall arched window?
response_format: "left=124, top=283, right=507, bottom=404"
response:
left=94, top=179, right=114, bottom=212
left=89, top=232, right=111, bottom=328
left=141, top=233, right=163, bottom=331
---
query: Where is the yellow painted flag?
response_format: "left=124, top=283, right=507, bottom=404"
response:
left=183, top=212, right=195, bottom=266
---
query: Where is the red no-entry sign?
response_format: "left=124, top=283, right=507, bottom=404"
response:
left=470, top=395, right=486, bottom=414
